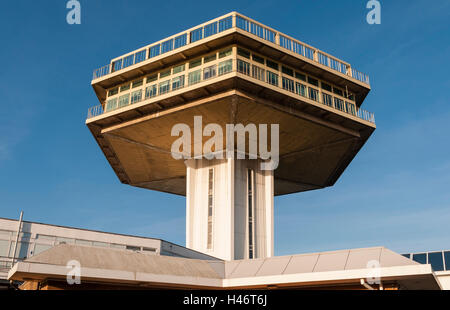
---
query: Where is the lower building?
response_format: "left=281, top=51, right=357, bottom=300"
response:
left=2, top=216, right=449, bottom=290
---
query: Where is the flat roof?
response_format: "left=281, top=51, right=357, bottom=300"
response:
left=8, top=244, right=442, bottom=289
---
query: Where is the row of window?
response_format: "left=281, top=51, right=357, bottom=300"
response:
left=236, top=47, right=355, bottom=101
left=107, top=48, right=233, bottom=98
left=402, top=251, right=450, bottom=272
left=105, top=60, right=233, bottom=112
left=0, top=230, right=157, bottom=261
left=236, top=59, right=357, bottom=116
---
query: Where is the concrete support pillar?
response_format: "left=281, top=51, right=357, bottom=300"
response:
left=186, top=158, right=273, bottom=260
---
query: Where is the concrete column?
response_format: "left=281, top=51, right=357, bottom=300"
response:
left=185, top=158, right=274, bottom=260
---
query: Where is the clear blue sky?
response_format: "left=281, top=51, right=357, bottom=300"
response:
left=0, top=0, right=449, bottom=256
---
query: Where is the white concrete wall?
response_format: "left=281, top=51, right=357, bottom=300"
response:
left=186, top=158, right=274, bottom=261
left=435, top=271, right=450, bottom=290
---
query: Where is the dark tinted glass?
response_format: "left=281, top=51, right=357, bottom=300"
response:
left=444, top=251, right=450, bottom=270
left=428, top=252, right=444, bottom=271
left=282, top=66, right=294, bottom=76
left=307, top=76, right=318, bottom=86
left=321, top=82, right=332, bottom=92
left=266, top=60, right=279, bottom=70
left=412, top=253, right=427, bottom=264
left=252, top=54, right=265, bottom=64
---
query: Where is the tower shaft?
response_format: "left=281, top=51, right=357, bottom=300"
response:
left=186, top=158, right=273, bottom=260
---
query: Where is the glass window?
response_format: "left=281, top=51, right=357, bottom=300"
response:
left=412, top=253, right=427, bottom=264
left=401, top=254, right=411, bottom=259
left=111, top=244, right=126, bottom=249
left=323, top=93, right=332, bottom=107
left=106, top=98, right=118, bottom=112
left=130, top=89, right=142, bottom=104
left=132, top=79, right=143, bottom=88
left=75, top=239, right=92, bottom=246
left=266, top=71, right=278, bottom=86
left=348, top=93, right=355, bottom=101
left=160, top=69, right=171, bottom=79
left=0, top=240, right=9, bottom=256
left=252, top=54, right=265, bottom=65
left=252, top=65, right=265, bottom=82
left=34, top=244, right=52, bottom=255
left=108, top=87, right=118, bottom=97
left=219, top=48, right=232, bottom=58
left=207, top=168, right=214, bottom=250
left=218, top=59, right=232, bottom=75
left=307, top=76, right=319, bottom=87
left=321, top=82, right=332, bottom=92
left=172, top=64, right=185, bottom=74
left=9, top=241, right=29, bottom=259
left=247, top=169, right=254, bottom=259
left=145, top=84, right=157, bottom=98
left=282, top=66, right=294, bottom=77
left=237, top=48, right=250, bottom=59
left=296, top=82, right=306, bottom=97
left=36, top=234, right=55, bottom=241
left=237, top=59, right=250, bottom=76
left=334, top=97, right=344, bottom=111
left=309, top=87, right=318, bottom=101
left=172, top=75, right=185, bottom=90
left=266, top=59, right=279, bottom=70
left=333, top=87, right=344, bottom=96
left=282, top=77, right=295, bottom=92
left=143, top=247, right=156, bottom=253
left=118, top=94, right=130, bottom=108
left=188, top=70, right=202, bottom=85
left=295, top=72, right=306, bottom=81
left=159, top=80, right=170, bottom=94
left=428, top=252, right=444, bottom=271
left=445, top=251, right=450, bottom=270
left=146, top=74, right=157, bottom=83
left=93, top=241, right=109, bottom=248
left=120, top=84, right=130, bottom=92
left=189, top=58, right=202, bottom=69
left=126, top=245, right=141, bottom=252
left=203, top=65, right=217, bottom=80
left=204, top=54, right=217, bottom=63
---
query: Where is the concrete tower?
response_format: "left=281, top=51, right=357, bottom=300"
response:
left=86, top=12, right=375, bottom=261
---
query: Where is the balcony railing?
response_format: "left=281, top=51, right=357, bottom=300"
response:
left=87, top=59, right=375, bottom=125
left=91, top=12, right=370, bottom=86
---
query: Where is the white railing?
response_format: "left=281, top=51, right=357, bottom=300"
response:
left=87, top=59, right=375, bottom=125
left=91, top=13, right=370, bottom=86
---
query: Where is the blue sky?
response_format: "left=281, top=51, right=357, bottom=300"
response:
left=0, top=0, right=449, bottom=256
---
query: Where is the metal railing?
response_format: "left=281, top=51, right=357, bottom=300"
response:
left=91, top=13, right=370, bottom=86
left=87, top=59, right=375, bottom=125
